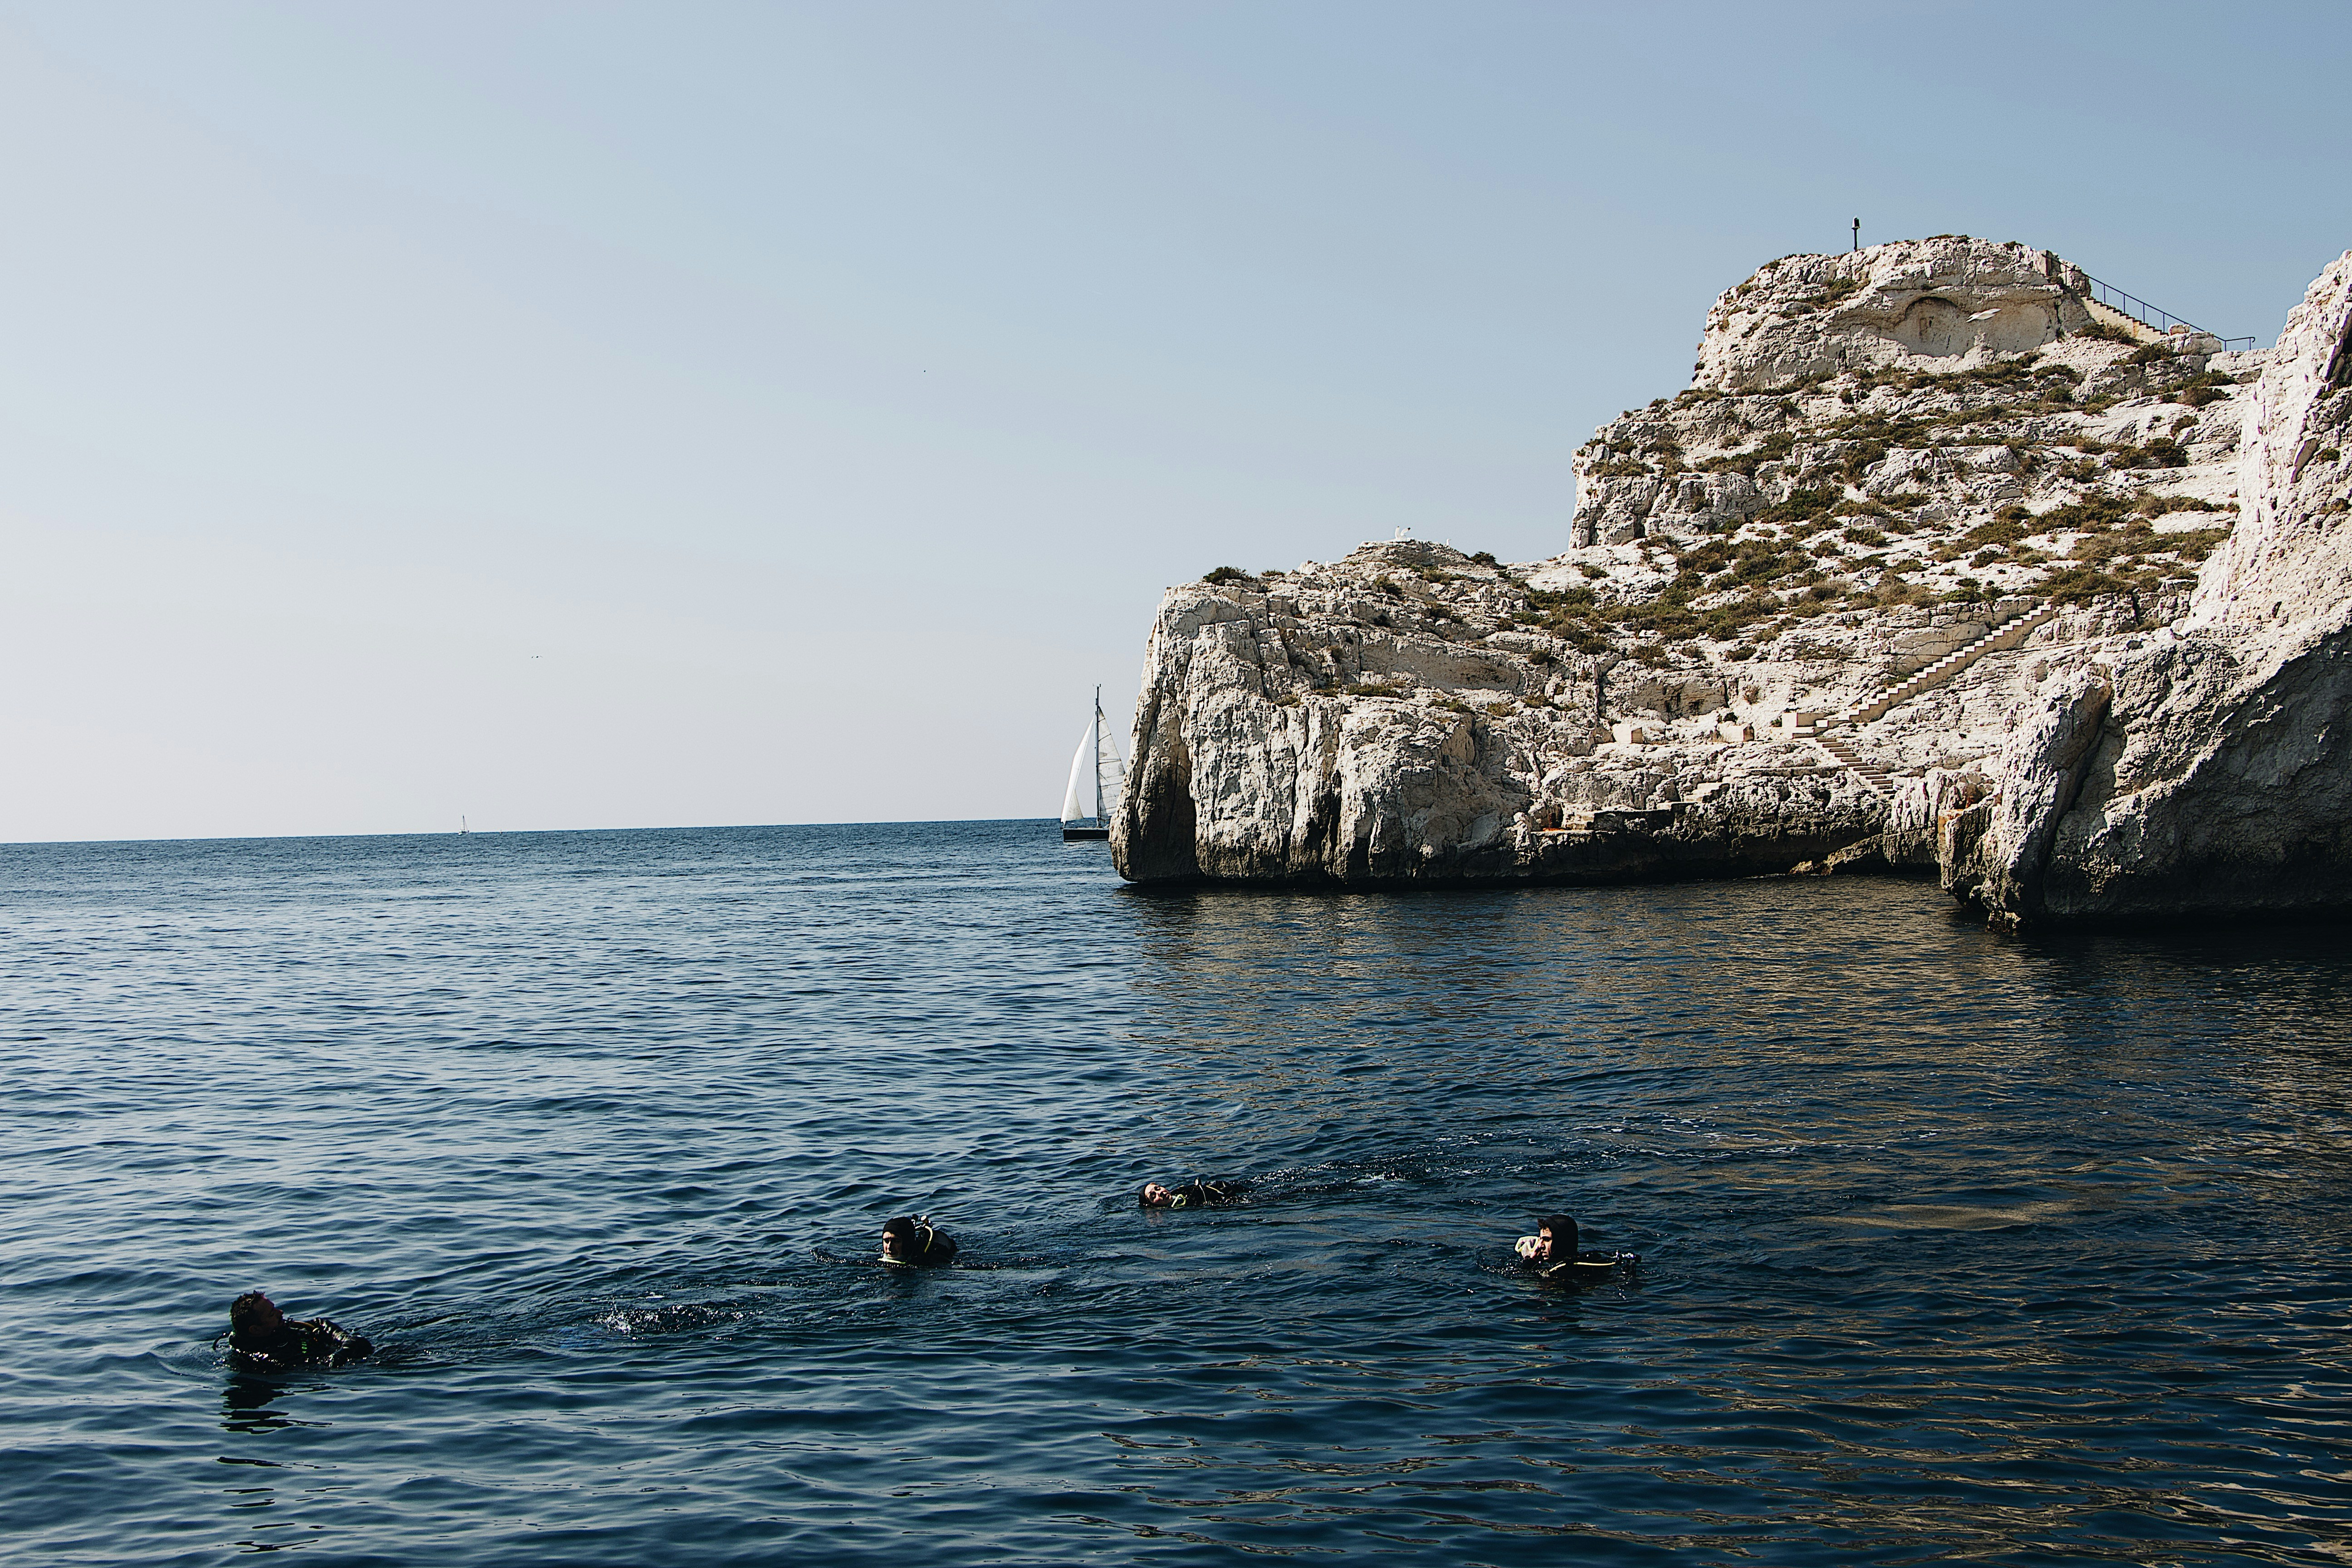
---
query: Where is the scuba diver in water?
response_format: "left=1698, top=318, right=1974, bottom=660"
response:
left=1137, top=1178, right=1245, bottom=1210
left=1512, top=1214, right=1635, bottom=1283
left=225, top=1291, right=373, bottom=1368
left=879, top=1215, right=959, bottom=1268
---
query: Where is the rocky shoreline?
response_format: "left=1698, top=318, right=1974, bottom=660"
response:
left=1112, top=238, right=2352, bottom=926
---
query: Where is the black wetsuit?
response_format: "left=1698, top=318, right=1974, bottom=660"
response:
left=230, top=1317, right=373, bottom=1369
left=1163, top=1181, right=1243, bottom=1209
left=1520, top=1250, right=1624, bottom=1282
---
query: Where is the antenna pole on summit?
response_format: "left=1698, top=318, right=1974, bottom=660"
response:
left=1852, top=219, right=1859, bottom=252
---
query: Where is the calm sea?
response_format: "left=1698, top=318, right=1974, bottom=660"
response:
left=4, top=821, right=2348, bottom=1566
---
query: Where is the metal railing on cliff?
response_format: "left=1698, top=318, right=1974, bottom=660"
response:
left=2078, top=271, right=2257, bottom=351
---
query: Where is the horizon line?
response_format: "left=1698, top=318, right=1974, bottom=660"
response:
left=0, top=817, right=1076, bottom=851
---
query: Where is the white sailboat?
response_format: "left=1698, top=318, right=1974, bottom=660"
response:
left=1059, top=686, right=1127, bottom=842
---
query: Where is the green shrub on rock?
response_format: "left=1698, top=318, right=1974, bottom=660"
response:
left=2043, top=565, right=2131, bottom=603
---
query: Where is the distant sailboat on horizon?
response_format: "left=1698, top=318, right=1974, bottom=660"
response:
left=1059, top=687, right=1126, bottom=843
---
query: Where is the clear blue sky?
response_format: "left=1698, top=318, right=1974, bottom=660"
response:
left=2, top=2, right=2344, bottom=841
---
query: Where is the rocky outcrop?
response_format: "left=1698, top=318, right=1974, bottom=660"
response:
left=1114, top=237, right=2349, bottom=920
left=1692, top=238, right=2110, bottom=396
left=1945, top=252, right=2352, bottom=926
left=1571, top=237, right=2249, bottom=575
left=1114, top=552, right=1888, bottom=886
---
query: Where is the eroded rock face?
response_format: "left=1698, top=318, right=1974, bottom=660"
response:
left=1115, top=237, right=2351, bottom=918
left=1693, top=237, right=2100, bottom=393
left=1950, top=252, right=2352, bottom=926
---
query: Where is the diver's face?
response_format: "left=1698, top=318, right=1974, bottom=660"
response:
left=880, top=1229, right=905, bottom=1259
left=1141, top=1184, right=1173, bottom=1207
left=1535, top=1228, right=1556, bottom=1260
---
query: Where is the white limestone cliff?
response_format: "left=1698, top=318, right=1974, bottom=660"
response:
left=1114, top=238, right=2349, bottom=922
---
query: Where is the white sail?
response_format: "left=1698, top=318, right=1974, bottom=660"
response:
left=1095, top=707, right=1125, bottom=820
left=1060, top=721, right=1097, bottom=823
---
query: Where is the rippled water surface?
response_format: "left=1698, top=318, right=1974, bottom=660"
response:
left=5, top=822, right=2351, bottom=1565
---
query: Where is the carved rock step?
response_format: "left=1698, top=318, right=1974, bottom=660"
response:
left=1812, top=732, right=1894, bottom=797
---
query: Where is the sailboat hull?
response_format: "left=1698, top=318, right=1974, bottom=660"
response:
left=1061, top=825, right=1110, bottom=841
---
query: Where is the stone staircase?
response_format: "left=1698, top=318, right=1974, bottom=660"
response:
left=1828, top=603, right=2058, bottom=730
left=1813, top=731, right=1895, bottom=795
left=2080, top=294, right=2167, bottom=345
left=1792, top=601, right=2057, bottom=796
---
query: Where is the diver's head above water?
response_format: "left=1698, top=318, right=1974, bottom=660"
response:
left=228, top=1291, right=285, bottom=1349
left=879, top=1215, right=958, bottom=1267
left=1514, top=1214, right=1580, bottom=1266
left=1138, top=1178, right=1244, bottom=1210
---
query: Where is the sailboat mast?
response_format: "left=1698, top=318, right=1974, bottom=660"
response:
left=1092, top=685, right=1105, bottom=821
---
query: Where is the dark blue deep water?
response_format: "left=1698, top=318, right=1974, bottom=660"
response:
left=4, top=821, right=2350, bottom=1566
